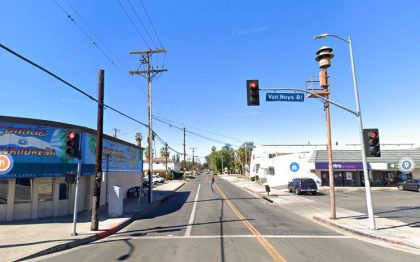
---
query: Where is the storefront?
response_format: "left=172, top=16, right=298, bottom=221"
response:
left=310, top=150, right=420, bottom=187
left=0, top=116, right=143, bottom=222
left=316, top=162, right=365, bottom=187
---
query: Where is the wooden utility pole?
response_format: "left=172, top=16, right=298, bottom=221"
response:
left=112, top=128, right=120, bottom=138
left=183, top=128, right=186, bottom=163
left=310, top=46, right=336, bottom=219
left=190, top=147, right=196, bottom=165
left=91, top=69, right=104, bottom=231
left=130, top=48, right=167, bottom=204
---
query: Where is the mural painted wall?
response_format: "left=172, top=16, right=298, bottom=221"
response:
left=0, top=121, right=142, bottom=178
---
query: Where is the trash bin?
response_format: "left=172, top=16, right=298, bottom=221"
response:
left=265, top=184, right=271, bottom=196
left=108, top=186, right=124, bottom=217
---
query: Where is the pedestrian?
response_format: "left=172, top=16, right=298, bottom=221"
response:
left=211, top=173, right=215, bottom=184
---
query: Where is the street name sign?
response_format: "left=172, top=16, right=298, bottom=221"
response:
left=266, top=93, right=304, bottom=102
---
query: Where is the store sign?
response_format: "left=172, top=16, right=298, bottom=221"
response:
left=0, top=154, right=14, bottom=175
left=315, top=162, right=369, bottom=170
left=0, top=121, right=142, bottom=178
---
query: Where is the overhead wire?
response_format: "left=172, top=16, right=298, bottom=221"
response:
left=54, top=0, right=148, bottom=96
left=116, top=0, right=152, bottom=50
left=138, top=0, right=165, bottom=49
left=0, top=42, right=188, bottom=156
left=126, top=0, right=159, bottom=49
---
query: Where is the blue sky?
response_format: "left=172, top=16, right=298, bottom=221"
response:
left=1, top=0, right=419, bottom=160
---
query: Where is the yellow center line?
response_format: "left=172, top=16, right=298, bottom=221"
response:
left=214, top=184, right=287, bottom=262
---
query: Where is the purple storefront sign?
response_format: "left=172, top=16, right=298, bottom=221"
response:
left=315, top=162, right=370, bottom=170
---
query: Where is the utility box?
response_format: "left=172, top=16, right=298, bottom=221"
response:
left=108, top=186, right=124, bottom=217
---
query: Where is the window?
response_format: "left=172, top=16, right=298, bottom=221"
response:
left=268, top=153, right=276, bottom=159
left=0, top=179, right=8, bottom=204
left=15, top=178, right=32, bottom=204
left=58, top=177, right=69, bottom=200
left=38, top=178, right=53, bottom=202
left=268, top=167, right=275, bottom=175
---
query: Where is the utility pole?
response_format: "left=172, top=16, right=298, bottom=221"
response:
left=91, top=69, right=104, bottom=231
left=310, top=46, right=336, bottom=219
left=190, top=147, right=196, bottom=165
left=130, top=48, right=167, bottom=204
left=165, top=143, right=168, bottom=175
left=183, top=128, right=186, bottom=164
left=112, top=128, right=120, bottom=138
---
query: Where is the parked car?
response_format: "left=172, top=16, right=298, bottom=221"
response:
left=154, top=175, right=165, bottom=183
left=288, top=178, right=318, bottom=195
left=397, top=179, right=420, bottom=192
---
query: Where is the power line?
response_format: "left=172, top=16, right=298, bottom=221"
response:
left=116, top=0, right=152, bottom=49
left=0, top=42, right=188, bottom=164
left=138, top=0, right=165, bottom=49
left=126, top=0, right=159, bottom=49
left=153, top=115, right=243, bottom=146
left=54, top=0, right=148, bottom=96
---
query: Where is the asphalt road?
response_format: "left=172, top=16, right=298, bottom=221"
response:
left=39, top=174, right=420, bottom=262
left=302, top=190, right=420, bottom=225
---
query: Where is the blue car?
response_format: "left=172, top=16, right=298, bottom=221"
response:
left=288, top=178, right=318, bottom=195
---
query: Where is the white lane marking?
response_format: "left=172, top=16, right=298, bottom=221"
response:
left=184, top=183, right=201, bottom=236
left=131, top=235, right=351, bottom=240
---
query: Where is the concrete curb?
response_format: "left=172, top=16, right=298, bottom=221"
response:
left=16, top=181, right=186, bottom=261
left=263, top=196, right=274, bottom=203
left=313, top=216, right=420, bottom=251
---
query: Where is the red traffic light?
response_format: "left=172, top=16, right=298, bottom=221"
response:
left=249, top=81, right=257, bottom=88
left=368, top=131, right=378, bottom=139
left=67, top=131, right=76, bottom=140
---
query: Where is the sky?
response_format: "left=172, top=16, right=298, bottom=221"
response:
left=1, top=0, right=419, bottom=161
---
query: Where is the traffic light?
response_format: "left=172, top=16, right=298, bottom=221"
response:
left=66, top=130, right=81, bottom=159
left=247, top=80, right=260, bottom=106
left=363, top=128, right=381, bottom=157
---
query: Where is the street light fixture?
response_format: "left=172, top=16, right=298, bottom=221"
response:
left=314, top=33, right=376, bottom=230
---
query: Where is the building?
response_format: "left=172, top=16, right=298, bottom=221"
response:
left=143, top=157, right=181, bottom=177
left=309, top=149, right=420, bottom=187
left=0, top=116, right=143, bottom=222
left=250, top=144, right=420, bottom=187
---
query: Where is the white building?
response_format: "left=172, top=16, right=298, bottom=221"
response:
left=143, top=157, right=181, bottom=177
left=250, top=144, right=420, bottom=188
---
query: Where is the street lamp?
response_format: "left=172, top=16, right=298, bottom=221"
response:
left=314, top=33, right=376, bottom=230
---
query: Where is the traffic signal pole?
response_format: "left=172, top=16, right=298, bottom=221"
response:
left=71, top=161, right=81, bottom=236
left=91, top=69, right=104, bottom=231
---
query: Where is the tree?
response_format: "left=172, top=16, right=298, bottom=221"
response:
left=235, top=142, right=254, bottom=174
left=160, top=146, right=170, bottom=158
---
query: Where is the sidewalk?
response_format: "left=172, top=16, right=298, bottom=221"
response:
left=219, top=174, right=420, bottom=254
left=0, top=180, right=185, bottom=262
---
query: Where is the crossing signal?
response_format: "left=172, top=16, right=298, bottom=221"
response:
left=363, top=128, right=381, bottom=157
left=247, top=80, right=260, bottom=106
left=66, top=130, right=81, bottom=159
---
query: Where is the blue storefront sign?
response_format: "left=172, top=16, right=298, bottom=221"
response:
left=0, top=121, right=142, bottom=178
left=315, top=162, right=370, bottom=170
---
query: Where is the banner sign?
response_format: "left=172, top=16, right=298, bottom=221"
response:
left=0, top=122, right=142, bottom=178
left=315, top=162, right=370, bottom=170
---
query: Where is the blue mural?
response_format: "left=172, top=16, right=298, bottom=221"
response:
left=0, top=121, right=142, bottom=178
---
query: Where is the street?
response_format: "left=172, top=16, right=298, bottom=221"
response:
left=302, top=190, right=420, bottom=225
left=39, top=174, right=420, bottom=262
